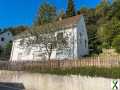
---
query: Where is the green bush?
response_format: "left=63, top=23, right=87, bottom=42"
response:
left=25, top=66, right=120, bottom=79
left=0, top=46, right=3, bottom=56
left=112, top=35, right=120, bottom=53
left=4, top=43, right=12, bottom=56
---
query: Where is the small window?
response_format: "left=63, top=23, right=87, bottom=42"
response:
left=9, top=40, right=12, bottom=43
left=1, top=37, right=4, bottom=41
left=8, top=33, right=10, bottom=35
left=57, top=32, right=63, bottom=40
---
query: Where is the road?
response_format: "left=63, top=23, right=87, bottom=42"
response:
left=0, top=83, right=24, bottom=90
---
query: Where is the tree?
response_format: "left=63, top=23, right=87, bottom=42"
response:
left=97, top=17, right=120, bottom=48
left=0, top=46, right=3, bottom=56
left=34, top=2, right=57, bottom=25
left=66, top=0, right=76, bottom=17
left=20, top=22, right=68, bottom=61
left=87, top=25, right=102, bottom=55
left=57, top=10, right=66, bottom=20
left=97, top=23, right=112, bottom=48
left=111, top=0, right=120, bottom=20
left=95, top=1, right=110, bottom=18
left=4, top=43, right=12, bottom=56
left=0, top=28, right=2, bottom=33
left=112, top=35, right=120, bottom=53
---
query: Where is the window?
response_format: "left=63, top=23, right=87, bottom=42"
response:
left=1, top=37, right=4, bottom=41
left=9, top=40, right=12, bottom=43
left=8, top=33, right=10, bottom=35
left=57, top=32, right=63, bottom=40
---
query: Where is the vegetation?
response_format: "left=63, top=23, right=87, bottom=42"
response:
left=0, top=43, right=12, bottom=58
left=112, top=35, right=120, bottom=53
left=77, top=0, right=120, bottom=55
left=0, top=46, right=3, bottom=56
left=25, top=66, right=120, bottom=79
left=66, top=0, right=76, bottom=17
left=34, top=2, right=57, bottom=25
left=4, top=43, right=12, bottom=56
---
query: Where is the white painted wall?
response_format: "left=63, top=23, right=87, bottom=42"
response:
left=0, top=31, right=13, bottom=47
left=77, top=15, right=89, bottom=57
left=10, top=28, right=75, bottom=61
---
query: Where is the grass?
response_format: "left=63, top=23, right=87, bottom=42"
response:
left=24, top=65, right=120, bottom=79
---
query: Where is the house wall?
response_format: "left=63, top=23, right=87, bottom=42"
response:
left=55, top=27, right=77, bottom=60
left=0, top=31, right=13, bottom=47
left=10, top=27, right=76, bottom=61
left=76, top=16, right=89, bottom=57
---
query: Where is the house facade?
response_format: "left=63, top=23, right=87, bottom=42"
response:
left=0, top=31, right=13, bottom=48
left=10, top=15, right=89, bottom=61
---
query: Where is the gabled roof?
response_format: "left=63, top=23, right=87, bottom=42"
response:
left=33, top=15, right=82, bottom=31
left=14, top=15, right=82, bottom=39
left=57, top=15, right=81, bottom=27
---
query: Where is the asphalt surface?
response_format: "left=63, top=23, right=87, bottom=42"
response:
left=0, top=83, right=25, bottom=90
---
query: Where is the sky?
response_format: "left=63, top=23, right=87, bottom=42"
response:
left=0, top=0, right=101, bottom=29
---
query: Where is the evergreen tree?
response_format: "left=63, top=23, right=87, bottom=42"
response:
left=66, top=0, right=76, bottom=17
left=34, top=2, right=57, bottom=25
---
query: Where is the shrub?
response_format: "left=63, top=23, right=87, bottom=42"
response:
left=25, top=66, right=120, bottom=79
left=0, top=46, right=3, bottom=56
left=112, top=35, right=120, bottom=53
left=4, top=43, right=12, bottom=56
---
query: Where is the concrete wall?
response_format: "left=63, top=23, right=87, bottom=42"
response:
left=0, top=70, right=119, bottom=90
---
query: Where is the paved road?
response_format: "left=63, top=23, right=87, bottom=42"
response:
left=0, top=86, right=20, bottom=90
left=0, top=83, right=24, bottom=90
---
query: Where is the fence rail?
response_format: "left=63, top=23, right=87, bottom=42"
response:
left=0, top=56, right=120, bottom=71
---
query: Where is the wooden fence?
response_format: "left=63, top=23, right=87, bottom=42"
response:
left=0, top=56, right=120, bottom=71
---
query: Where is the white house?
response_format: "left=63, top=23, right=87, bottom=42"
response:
left=10, top=15, right=89, bottom=61
left=0, top=26, right=27, bottom=48
left=0, top=30, right=13, bottom=47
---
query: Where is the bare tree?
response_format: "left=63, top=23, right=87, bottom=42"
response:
left=19, top=22, right=68, bottom=61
